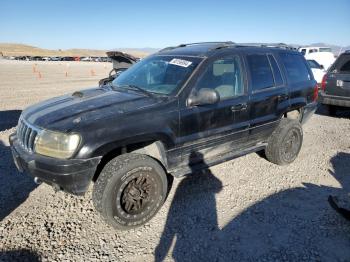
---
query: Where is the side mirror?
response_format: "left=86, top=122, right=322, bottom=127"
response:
left=187, top=88, right=220, bottom=107
left=320, top=65, right=325, bottom=70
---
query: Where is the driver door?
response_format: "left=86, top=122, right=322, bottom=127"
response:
left=177, top=54, right=250, bottom=165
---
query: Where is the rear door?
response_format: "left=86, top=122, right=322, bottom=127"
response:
left=279, top=52, right=317, bottom=106
left=244, top=52, right=289, bottom=144
left=326, top=54, right=350, bottom=97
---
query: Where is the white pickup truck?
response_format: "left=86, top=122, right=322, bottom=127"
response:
left=299, top=46, right=335, bottom=70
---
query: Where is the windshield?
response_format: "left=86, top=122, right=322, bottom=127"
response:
left=307, top=60, right=321, bottom=69
left=112, top=55, right=202, bottom=95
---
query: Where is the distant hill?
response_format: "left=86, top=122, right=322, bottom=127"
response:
left=0, top=43, right=156, bottom=58
left=0, top=43, right=348, bottom=58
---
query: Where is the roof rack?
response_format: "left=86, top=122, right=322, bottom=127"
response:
left=236, top=43, right=297, bottom=50
left=158, top=41, right=235, bottom=52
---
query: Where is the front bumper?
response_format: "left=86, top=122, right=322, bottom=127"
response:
left=9, top=133, right=101, bottom=195
left=300, top=101, right=318, bottom=124
left=319, top=91, right=350, bottom=108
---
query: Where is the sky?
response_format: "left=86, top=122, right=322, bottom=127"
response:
left=1, top=0, right=349, bottom=49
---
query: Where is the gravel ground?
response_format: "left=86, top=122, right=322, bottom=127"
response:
left=0, top=60, right=350, bottom=262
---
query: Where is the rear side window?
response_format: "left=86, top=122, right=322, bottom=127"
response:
left=340, top=61, right=350, bottom=72
left=332, top=54, right=350, bottom=73
left=268, top=55, right=284, bottom=86
left=246, top=54, right=274, bottom=91
left=280, top=53, right=311, bottom=83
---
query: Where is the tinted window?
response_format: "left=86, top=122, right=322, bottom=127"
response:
left=246, top=54, right=274, bottom=91
left=307, top=59, right=321, bottom=69
left=195, top=56, right=244, bottom=99
left=268, top=55, right=284, bottom=86
left=333, top=54, right=350, bottom=73
left=340, top=61, right=350, bottom=72
left=280, top=53, right=311, bottom=83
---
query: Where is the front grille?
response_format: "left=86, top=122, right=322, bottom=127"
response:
left=16, top=120, right=39, bottom=152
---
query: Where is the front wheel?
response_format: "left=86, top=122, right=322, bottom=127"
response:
left=265, top=119, right=303, bottom=165
left=92, top=153, right=169, bottom=230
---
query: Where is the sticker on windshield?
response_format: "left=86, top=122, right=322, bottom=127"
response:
left=169, top=58, right=192, bottom=67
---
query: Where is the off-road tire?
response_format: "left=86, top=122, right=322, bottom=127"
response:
left=92, top=153, right=169, bottom=230
left=265, top=119, right=303, bottom=165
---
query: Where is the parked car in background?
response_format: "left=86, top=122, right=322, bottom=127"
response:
left=319, top=51, right=350, bottom=114
left=299, top=46, right=335, bottom=70
left=61, top=56, right=75, bottom=61
left=307, top=59, right=326, bottom=85
left=80, top=56, right=92, bottom=62
left=50, top=57, right=61, bottom=61
left=299, top=46, right=332, bottom=55
left=31, top=56, right=44, bottom=61
left=10, top=42, right=318, bottom=230
left=98, top=51, right=139, bottom=86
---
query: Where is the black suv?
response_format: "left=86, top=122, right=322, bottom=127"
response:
left=319, top=51, right=350, bottom=115
left=10, top=42, right=318, bottom=229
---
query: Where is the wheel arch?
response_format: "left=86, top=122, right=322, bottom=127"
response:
left=91, top=136, right=170, bottom=182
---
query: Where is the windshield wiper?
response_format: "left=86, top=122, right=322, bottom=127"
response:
left=113, top=84, right=156, bottom=98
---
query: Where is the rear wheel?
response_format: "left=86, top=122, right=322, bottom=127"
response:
left=92, top=153, right=169, bottom=230
left=265, top=119, right=303, bottom=165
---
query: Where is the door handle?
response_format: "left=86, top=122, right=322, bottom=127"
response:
left=231, top=103, right=247, bottom=112
left=278, top=94, right=289, bottom=101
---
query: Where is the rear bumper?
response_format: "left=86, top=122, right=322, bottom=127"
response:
left=9, top=133, right=101, bottom=195
left=319, top=92, right=350, bottom=107
left=301, top=101, right=318, bottom=124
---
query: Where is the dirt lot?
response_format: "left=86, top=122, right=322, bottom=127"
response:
left=0, top=60, right=349, bottom=262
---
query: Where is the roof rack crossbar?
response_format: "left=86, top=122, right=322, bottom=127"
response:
left=177, top=41, right=235, bottom=47
left=158, top=41, right=235, bottom=52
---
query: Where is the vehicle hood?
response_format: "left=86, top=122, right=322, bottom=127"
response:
left=22, top=87, right=161, bottom=132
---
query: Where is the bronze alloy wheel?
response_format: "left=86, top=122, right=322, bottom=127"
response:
left=120, top=174, right=154, bottom=215
left=92, top=153, right=169, bottom=230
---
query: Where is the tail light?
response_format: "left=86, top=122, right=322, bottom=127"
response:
left=321, top=74, right=327, bottom=91
left=313, top=83, right=318, bottom=102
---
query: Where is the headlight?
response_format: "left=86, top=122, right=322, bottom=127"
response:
left=35, top=130, right=81, bottom=159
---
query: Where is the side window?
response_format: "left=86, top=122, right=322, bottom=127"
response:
left=340, top=60, right=350, bottom=73
left=280, top=53, right=311, bottom=83
left=268, top=55, right=284, bottom=86
left=194, top=56, right=244, bottom=99
left=246, top=54, right=274, bottom=91
left=338, top=56, right=350, bottom=73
